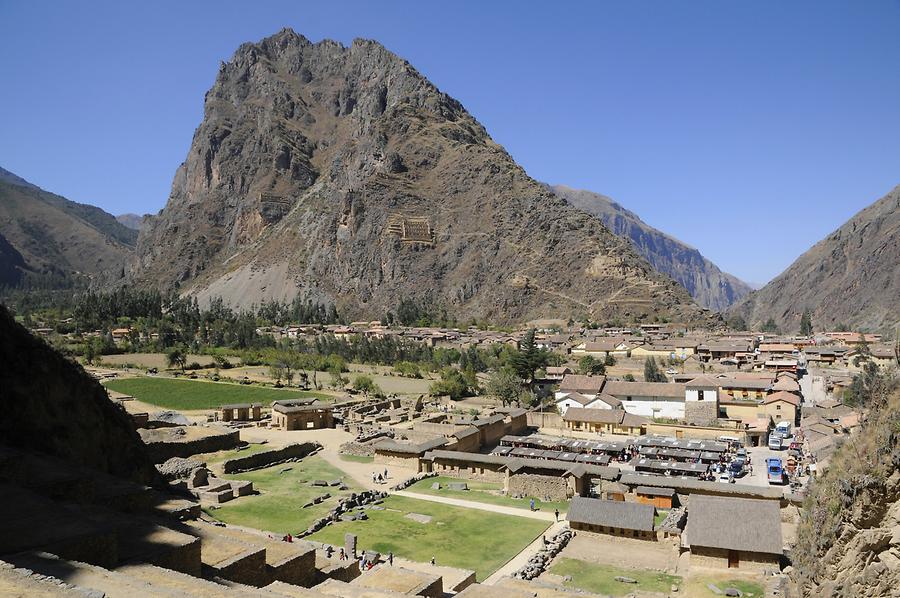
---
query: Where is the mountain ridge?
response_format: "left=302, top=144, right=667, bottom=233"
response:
left=131, top=28, right=713, bottom=325
left=729, top=184, right=900, bottom=332
left=548, top=184, right=753, bottom=311
left=0, top=168, right=136, bottom=289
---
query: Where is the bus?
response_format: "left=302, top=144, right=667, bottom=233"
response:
left=767, top=458, right=785, bottom=485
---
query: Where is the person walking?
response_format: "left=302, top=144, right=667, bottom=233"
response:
left=388, top=551, right=393, bottom=566
left=554, top=508, right=560, bottom=522
left=530, top=498, right=535, bottom=511
left=430, top=556, right=435, bottom=566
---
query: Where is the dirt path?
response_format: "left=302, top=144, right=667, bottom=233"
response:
left=393, top=491, right=557, bottom=521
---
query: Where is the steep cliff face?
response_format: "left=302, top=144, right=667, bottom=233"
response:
left=549, top=184, right=752, bottom=311
left=0, top=167, right=136, bottom=289
left=0, top=304, right=159, bottom=485
left=730, top=185, right=899, bottom=333
left=132, top=29, right=711, bottom=325
left=792, top=387, right=900, bottom=597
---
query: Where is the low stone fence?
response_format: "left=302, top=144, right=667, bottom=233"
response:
left=298, top=490, right=388, bottom=538
left=391, top=471, right=437, bottom=491
left=513, top=527, right=573, bottom=580
left=143, top=427, right=240, bottom=463
left=222, top=442, right=321, bottom=474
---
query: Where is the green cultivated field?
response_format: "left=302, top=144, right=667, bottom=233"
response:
left=406, top=475, right=570, bottom=514
left=308, top=494, right=550, bottom=580
left=103, top=376, right=328, bottom=410
left=205, top=456, right=359, bottom=534
left=550, top=558, right=682, bottom=596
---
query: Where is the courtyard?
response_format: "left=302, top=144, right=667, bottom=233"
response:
left=307, top=494, right=551, bottom=580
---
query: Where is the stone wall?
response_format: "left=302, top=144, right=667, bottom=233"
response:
left=685, top=400, right=718, bottom=426
left=507, top=473, right=570, bottom=501
left=222, top=442, right=320, bottom=473
left=0, top=305, right=161, bottom=486
left=142, top=427, right=240, bottom=463
left=374, top=451, right=421, bottom=468
left=430, top=460, right=507, bottom=483
left=268, top=547, right=317, bottom=586
left=214, top=547, right=268, bottom=586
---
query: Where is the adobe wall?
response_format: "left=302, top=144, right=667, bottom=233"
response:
left=689, top=546, right=781, bottom=571
left=527, top=411, right=563, bottom=429
left=507, top=473, right=570, bottom=501
left=374, top=451, right=421, bottom=468
left=479, top=420, right=507, bottom=447
left=223, top=442, right=320, bottom=474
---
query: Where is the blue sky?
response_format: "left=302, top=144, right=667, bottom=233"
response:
left=1, top=1, right=898, bottom=284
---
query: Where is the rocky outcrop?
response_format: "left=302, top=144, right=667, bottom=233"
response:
left=0, top=167, right=136, bottom=289
left=791, top=388, right=900, bottom=597
left=131, top=29, right=712, bottom=326
left=730, top=185, right=899, bottom=332
left=549, top=184, right=752, bottom=311
left=0, top=304, right=160, bottom=486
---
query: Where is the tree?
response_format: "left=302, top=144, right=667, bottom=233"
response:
left=577, top=355, right=605, bottom=376
left=727, top=315, right=748, bottom=331
left=83, top=340, right=97, bottom=365
left=510, top=329, right=549, bottom=383
left=604, top=354, right=617, bottom=367
left=329, top=368, right=349, bottom=389
left=799, top=309, right=814, bottom=336
left=352, top=375, right=383, bottom=397
left=429, top=368, right=474, bottom=400
left=761, top=318, right=779, bottom=334
left=843, top=361, right=897, bottom=408
left=485, top=367, right=525, bottom=407
left=643, top=357, right=666, bottom=382
left=623, top=373, right=636, bottom=382
left=166, top=346, right=187, bottom=373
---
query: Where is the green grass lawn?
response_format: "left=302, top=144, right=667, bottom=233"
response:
left=405, top=476, right=570, bottom=513
left=654, top=510, right=669, bottom=527
left=550, top=558, right=682, bottom=597
left=308, top=494, right=550, bottom=580
left=203, top=456, right=359, bottom=534
left=103, top=376, right=329, bottom=410
left=339, top=454, right=375, bottom=464
left=685, top=576, right=765, bottom=597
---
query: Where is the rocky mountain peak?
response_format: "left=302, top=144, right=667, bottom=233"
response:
left=131, top=30, right=711, bottom=325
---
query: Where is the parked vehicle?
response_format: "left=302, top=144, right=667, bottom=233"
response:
left=775, top=421, right=793, bottom=437
left=768, top=433, right=783, bottom=451
left=729, top=460, right=746, bottom=478
left=767, top=458, right=785, bottom=485
left=718, top=472, right=734, bottom=484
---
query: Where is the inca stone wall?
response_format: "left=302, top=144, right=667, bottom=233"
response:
left=507, top=473, right=570, bottom=501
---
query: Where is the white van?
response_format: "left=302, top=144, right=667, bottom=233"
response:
left=775, top=421, right=792, bottom=437
left=768, top=433, right=783, bottom=451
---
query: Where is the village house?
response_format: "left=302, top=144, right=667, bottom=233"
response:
left=566, top=496, right=657, bottom=540
left=685, top=495, right=783, bottom=569
left=545, top=366, right=572, bottom=381
left=603, top=381, right=687, bottom=420
left=555, top=391, right=621, bottom=415
left=270, top=399, right=334, bottom=430
left=562, top=408, right=648, bottom=435
left=634, top=486, right=677, bottom=509
left=570, top=339, right=635, bottom=359
left=761, top=391, right=799, bottom=424
left=554, top=374, right=606, bottom=402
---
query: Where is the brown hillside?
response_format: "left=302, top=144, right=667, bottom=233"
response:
left=131, top=29, right=712, bottom=325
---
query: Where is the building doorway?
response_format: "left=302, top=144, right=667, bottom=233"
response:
left=728, top=550, right=739, bottom=568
